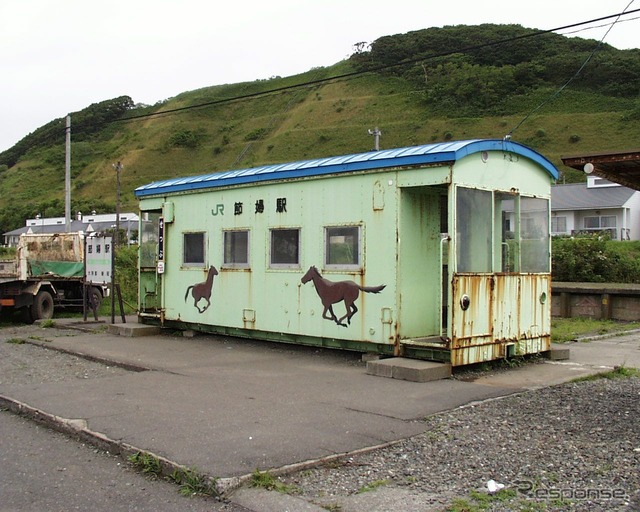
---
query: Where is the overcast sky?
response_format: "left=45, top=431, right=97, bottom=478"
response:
left=1, top=0, right=639, bottom=153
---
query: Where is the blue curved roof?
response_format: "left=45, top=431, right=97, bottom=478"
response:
left=135, top=139, right=559, bottom=198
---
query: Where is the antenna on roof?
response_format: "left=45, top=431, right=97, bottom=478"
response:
left=368, top=127, right=382, bottom=151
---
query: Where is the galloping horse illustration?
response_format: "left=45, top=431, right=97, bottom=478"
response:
left=301, top=266, right=385, bottom=327
left=184, top=266, right=218, bottom=313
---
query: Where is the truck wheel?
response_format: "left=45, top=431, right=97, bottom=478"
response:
left=32, top=290, right=54, bottom=321
left=88, top=287, right=103, bottom=311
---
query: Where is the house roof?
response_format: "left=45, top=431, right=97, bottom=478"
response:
left=3, top=219, right=139, bottom=238
left=135, top=139, right=559, bottom=198
left=551, top=183, right=637, bottom=211
left=4, top=220, right=86, bottom=237
left=562, top=150, right=640, bottom=191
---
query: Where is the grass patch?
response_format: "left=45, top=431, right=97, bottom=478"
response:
left=356, top=479, right=390, bottom=494
left=128, top=451, right=218, bottom=497
left=249, top=469, right=297, bottom=493
left=40, top=319, right=55, bottom=328
left=551, top=317, right=640, bottom=343
left=572, top=365, right=640, bottom=382
left=28, top=335, right=51, bottom=342
left=6, top=338, right=26, bottom=344
left=169, top=467, right=218, bottom=497
left=446, top=489, right=518, bottom=511
left=127, top=451, right=162, bottom=477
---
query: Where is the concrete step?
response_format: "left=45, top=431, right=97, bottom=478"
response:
left=106, top=323, right=161, bottom=337
left=366, top=357, right=452, bottom=382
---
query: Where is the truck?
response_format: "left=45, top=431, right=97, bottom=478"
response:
left=0, top=232, right=108, bottom=322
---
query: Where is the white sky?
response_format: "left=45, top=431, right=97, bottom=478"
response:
left=1, top=0, right=639, bottom=153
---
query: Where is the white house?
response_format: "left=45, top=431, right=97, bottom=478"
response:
left=3, top=212, right=139, bottom=247
left=551, top=176, right=640, bottom=240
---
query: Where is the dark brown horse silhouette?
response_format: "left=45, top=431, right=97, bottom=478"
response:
left=184, top=266, right=218, bottom=313
left=301, top=266, right=385, bottom=327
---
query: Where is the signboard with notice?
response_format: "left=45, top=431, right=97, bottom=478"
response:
left=85, top=236, right=112, bottom=285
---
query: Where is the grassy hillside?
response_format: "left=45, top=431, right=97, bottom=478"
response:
left=1, top=24, right=639, bottom=234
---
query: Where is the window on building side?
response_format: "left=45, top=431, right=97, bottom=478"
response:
left=325, top=226, right=360, bottom=268
left=551, top=216, right=567, bottom=233
left=183, top=232, right=205, bottom=266
left=224, top=230, right=249, bottom=267
left=270, top=228, right=300, bottom=268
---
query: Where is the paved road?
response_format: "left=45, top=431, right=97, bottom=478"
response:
left=0, top=412, right=248, bottom=512
left=1, top=317, right=639, bottom=511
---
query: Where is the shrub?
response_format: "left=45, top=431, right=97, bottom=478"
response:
left=115, top=244, right=139, bottom=307
left=167, top=129, right=207, bottom=148
left=244, top=128, right=267, bottom=141
left=552, top=235, right=640, bottom=283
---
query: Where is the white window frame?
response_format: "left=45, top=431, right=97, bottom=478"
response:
left=324, top=225, right=361, bottom=270
left=183, top=231, right=206, bottom=267
left=551, top=216, right=567, bottom=234
left=223, top=229, right=250, bottom=268
left=270, top=228, right=301, bottom=269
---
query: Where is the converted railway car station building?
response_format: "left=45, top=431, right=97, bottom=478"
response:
left=134, top=139, right=558, bottom=367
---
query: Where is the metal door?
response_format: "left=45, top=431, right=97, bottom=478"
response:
left=138, top=211, right=162, bottom=314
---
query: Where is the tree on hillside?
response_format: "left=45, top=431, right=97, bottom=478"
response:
left=349, top=24, right=640, bottom=113
left=0, top=96, right=135, bottom=168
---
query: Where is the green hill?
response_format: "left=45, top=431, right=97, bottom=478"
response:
left=1, top=23, right=640, bottom=235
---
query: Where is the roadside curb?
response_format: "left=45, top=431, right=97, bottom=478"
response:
left=0, top=389, right=404, bottom=495
left=0, top=392, right=406, bottom=511
left=574, top=328, right=640, bottom=343
left=22, top=338, right=152, bottom=373
left=0, top=394, right=225, bottom=496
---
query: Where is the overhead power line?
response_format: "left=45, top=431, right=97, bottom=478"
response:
left=106, top=9, right=639, bottom=126
left=48, top=7, right=636, bottom=140
left=507, top=1, right=636, bottom=137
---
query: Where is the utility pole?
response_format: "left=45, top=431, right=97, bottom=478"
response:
left=65, top=115, right=71, bottom=232
left=111, top=161, right=123, bottom=324
left=112, top=161, right=123, bottom=245
left=368, top=127, right=382, bottom=151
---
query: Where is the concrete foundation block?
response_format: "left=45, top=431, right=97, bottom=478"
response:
left=366, top=357, right=452, bottom=382
left=544, top=347, right=571, bottom=361
left=107, top=323, right=161, bottom=337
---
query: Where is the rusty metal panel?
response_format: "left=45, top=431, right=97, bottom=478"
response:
left=451, top=274, right=493, bottom=342
left=519, top=274, right=551, bottom=341
left=492, top=275, right=520, bottom=341
left=21, top=233, right=84, bottom=262
left=451, top=273, right=551, bottom=366
left=0, top=259, right=19, bottom=279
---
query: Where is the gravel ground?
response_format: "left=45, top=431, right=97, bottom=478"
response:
left=1, top=324, right=638, bottom=511
left=279, top=376, right=640, bottom=511
left=0, top=337, right=130, bottom=387
left=0, top=326, right=245, bottom=512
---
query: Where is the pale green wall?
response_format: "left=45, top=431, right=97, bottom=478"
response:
left=452, top=150, right=553, bottom=197
left=157, top=171, right=401, bottom=345
left=138, top=148, right=554, bottom=347
left=397, top=187, right=446, bottom=338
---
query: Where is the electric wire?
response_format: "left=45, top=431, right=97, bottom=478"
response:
left=506, top=1, right=637, bottom=138
left=31, top=8, right=640, bottom=139
left=110, top=9, right=640, bottom=126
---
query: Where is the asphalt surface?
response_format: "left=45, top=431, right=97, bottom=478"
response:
left=0, top=412, right=245, bottom=512
left=1, top=316, right=639, bottom=511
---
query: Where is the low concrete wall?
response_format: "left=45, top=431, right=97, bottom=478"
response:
left=552, top=282, right=640, bottom=320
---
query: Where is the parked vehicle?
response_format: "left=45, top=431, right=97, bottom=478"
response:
left=0, top=233, right=108, bottom=321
